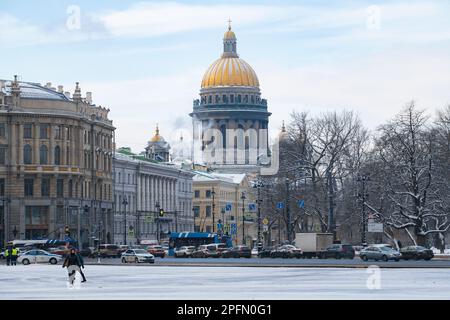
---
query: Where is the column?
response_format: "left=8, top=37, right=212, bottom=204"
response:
left=137, top=174, right=141, bottom=212
left=18, top=124, right=24, bottom=164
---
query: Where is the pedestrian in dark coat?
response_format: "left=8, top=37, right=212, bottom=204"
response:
left=76, top=252, right=86, bottom=282
left=62, top=249, right=83, bottom=285
left=4, top=246, right=11, bottom=266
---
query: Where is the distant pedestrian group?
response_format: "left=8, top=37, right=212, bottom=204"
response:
left=4, top=246, right=19, bottom=266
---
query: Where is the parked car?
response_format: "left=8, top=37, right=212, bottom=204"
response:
left=121, top=249, right=154, bottom=264
left=17, top=250, right=62, bottom=265
left=318, top=244, right=355, bottom=259
left=206, top=243, right=229, bottom=255
left=360, top=246, right=401, bottom=262
left=257, top=246, right=275, bottom=258
left=191, top=245, right=221, bottom=258
left=96, top=244, right=121, bottom=258
left=175, top=246, right=196, bottom=258
left=270, top=245, right=303, bottom=258
left=221, top=246, right=252, bottom=258
left=118, top=245, right=129, bottom=255
left=400, top=246, right=434, bottom=261
left=78, top=247, right=93, bottom=257
left=48, top=246, right=78, bottom=257
left=146, top=245, right=166, bottom=258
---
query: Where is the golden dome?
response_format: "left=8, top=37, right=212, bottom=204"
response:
left=201, top=23, right=259, bottom=89
left=224, top=30, right=236, bottom=40
left=150, top=124, right=163, bottom=142
left=201, top=57, right=259, bottom=88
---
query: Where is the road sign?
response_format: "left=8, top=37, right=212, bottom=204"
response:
left=368, top=222, right=383, bottom=233
left=226, top=203, right=232, bottom=211
left=128, top=230, right=135, bottom=237
left=248, top=203, right=256, bottom=211
left=217, top=223, right=223, bottom=230
left=297, top=200, right=305, bottom=208
left=277, top=202, right=285, bottom=209
left=263, top=225, right=269, bottom=232
left=230, top=223, right=237, bottom=235
left=262, top=218, right=269, bottom=225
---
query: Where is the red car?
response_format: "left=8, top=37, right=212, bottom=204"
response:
left=146, top=245, right=166, bottom=258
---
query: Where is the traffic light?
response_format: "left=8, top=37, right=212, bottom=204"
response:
left=64, top=226, right=70, bottom=235
left=159, top=208, right=165, bottom=217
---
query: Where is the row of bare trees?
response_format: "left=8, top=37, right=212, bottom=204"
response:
left=260, top=103, right=450, bottom=248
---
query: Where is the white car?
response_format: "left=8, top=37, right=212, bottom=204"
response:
left=17, top=249, right=62, bottom=265
left=175, top=246, right=196, bottom=257
left=121, top=249, right=155, bottom=263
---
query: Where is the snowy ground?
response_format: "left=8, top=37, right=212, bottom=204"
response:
left=1, top=265, right=450, bottom=300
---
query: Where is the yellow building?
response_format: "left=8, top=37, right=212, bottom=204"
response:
left=192, top=171, right=257, bottom=246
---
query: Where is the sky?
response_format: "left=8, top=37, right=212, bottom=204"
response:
left=1, top=0, right=450, bottom=152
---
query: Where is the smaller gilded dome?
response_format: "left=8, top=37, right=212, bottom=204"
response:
left=224, top=30, right=236, bottom=40
left=150, top=124, right=164, bottom=142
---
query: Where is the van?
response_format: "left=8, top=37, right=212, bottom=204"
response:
left=98, top=244, right=120, bottom=258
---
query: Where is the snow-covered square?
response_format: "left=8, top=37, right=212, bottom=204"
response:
left=1, top=265, right=450, bottom=300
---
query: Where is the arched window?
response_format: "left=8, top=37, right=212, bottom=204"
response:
left=23, top=144, right=32, bottom=164
left=208, top=95, right=212, bottom=104
left=54, top=146, right=61, bottom=165
left=39, top=145, right=48, bottom=165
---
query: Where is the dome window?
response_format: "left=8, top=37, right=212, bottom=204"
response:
left=230, top=95, right=234, bottom=103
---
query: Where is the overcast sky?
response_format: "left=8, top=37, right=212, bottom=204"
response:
left=1, top=0, right=450, bottom=152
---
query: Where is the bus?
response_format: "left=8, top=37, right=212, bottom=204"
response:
left=168, top=232, right=233, bottom=256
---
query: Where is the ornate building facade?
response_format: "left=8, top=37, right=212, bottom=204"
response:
left=113, top=148, right=194, bottom=245
left=190, top=24, right=271, bottom=173
left=145, top=125, right=171, bottom=162
left=0, top=77, right=114, bottom=248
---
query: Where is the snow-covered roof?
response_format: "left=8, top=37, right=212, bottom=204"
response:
left=1, top=80, right=71, bottom=101
left=193, top=171, right=246, bottom=185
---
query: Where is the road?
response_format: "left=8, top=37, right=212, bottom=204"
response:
left=81, top=256, right=450, bottom=268
left=1, top=264, right=450, bottom=299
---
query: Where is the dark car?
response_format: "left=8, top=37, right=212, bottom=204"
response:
left=318, top=244, right=355, bottom=259
left=146, top=245, right=166, bottom=258
left=221, top=246, right=252, bottom=258
left=400, top=246, right=434, bottom=260
left=270, top=245, right=303, bottom=259
left=257, top=246, right=275, bottom=258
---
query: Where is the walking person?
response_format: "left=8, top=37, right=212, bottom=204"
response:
left=76, top=251, right=87, bottom=283
left=4, top=246, right=11, bottom=266
left=10, top=246, right=19, bottom=266
left=62, top=248, right=83, bottom=286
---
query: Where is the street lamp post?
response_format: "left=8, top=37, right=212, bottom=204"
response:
left=253, top=179, right=263, bottom=253
left=2, top=197, right=10, bottom=247
left=211, top=187, right=216, bottom=233
left=285, top=177, right=292, bottom=243
left=122, top=198, right=128, bottom=245
left=357, top=175, right=370, bottom=246
left=155, top=202, right=161, bottom=243
left=240, top=192, right=246, bottom=245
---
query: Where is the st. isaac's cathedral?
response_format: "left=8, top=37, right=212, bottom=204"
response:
left=190, top=23, right=271, bottom=174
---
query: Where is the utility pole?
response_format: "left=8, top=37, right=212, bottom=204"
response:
left=122, top=198, right=128, bottom=245
left=327, top=169, right=335, bottom=240
left=256, top=179, right=262, bottom=252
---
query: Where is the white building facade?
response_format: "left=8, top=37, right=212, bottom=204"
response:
left=113, top=149, right=194, bottom=246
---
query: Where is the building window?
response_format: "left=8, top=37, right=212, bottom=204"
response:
left=54, top=146, right=61, bottom=165
left=194, top=190, right=200, bottom=198
left=0, top=147, right=6, bottom=165
left=0, top=123, right=5, bottom=137
left=24, top=144, right=32, bottom=164
left=25, top=206, right=49, bottom=225
left=24, top=178, right=34, bottom=196
left=54, top=126, right=61, bottom=140
left=56, top=206, right=64, bottom=223
left=206, top=206, right=211, bottom=217
left=24, top=123, right=33, bottom=139
left=208, top=95, right=212, bottom=104
left=0, top=178, right=4, bottom=196
left=230, top=95, right=234, bottom=103
left=205, top=226, right=211, bottom=233
left=206, top=190, right=212, bottom=198
left=56, top=179, right=64, bottom=197
left=193, top=206, right=200, bottom=218
left=41, top=178, right=50, bottom=197
left=40, top=124, right=48, bottom=139
left=39, top=145, right=48, bottom=165
left=68, top=180, right=73, bottom=198
left=237, top=95, right=241, bottom=103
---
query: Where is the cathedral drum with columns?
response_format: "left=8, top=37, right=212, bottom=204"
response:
left=190, top=24, right=271, bottom=173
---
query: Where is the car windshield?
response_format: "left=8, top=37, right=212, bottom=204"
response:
left=380, top=247, right=395, bottom=252
left=134, top=250, right=147, bottom=254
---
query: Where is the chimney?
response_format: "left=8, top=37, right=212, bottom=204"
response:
left=45, top=82, right=52, bottom=88
left=86, top=92, right=92, bottom=104
left=64, top=91, right=71, bottom=98
left=58, top=85, right=64, bottom=93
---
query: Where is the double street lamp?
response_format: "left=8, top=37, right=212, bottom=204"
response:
left=253, top=180, right=264, bottom=253
left=211, top=187, right=216, bottom=233
left=240, top=192, right=246, bottom=245
left=122, top=198, right=128, bottom=245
